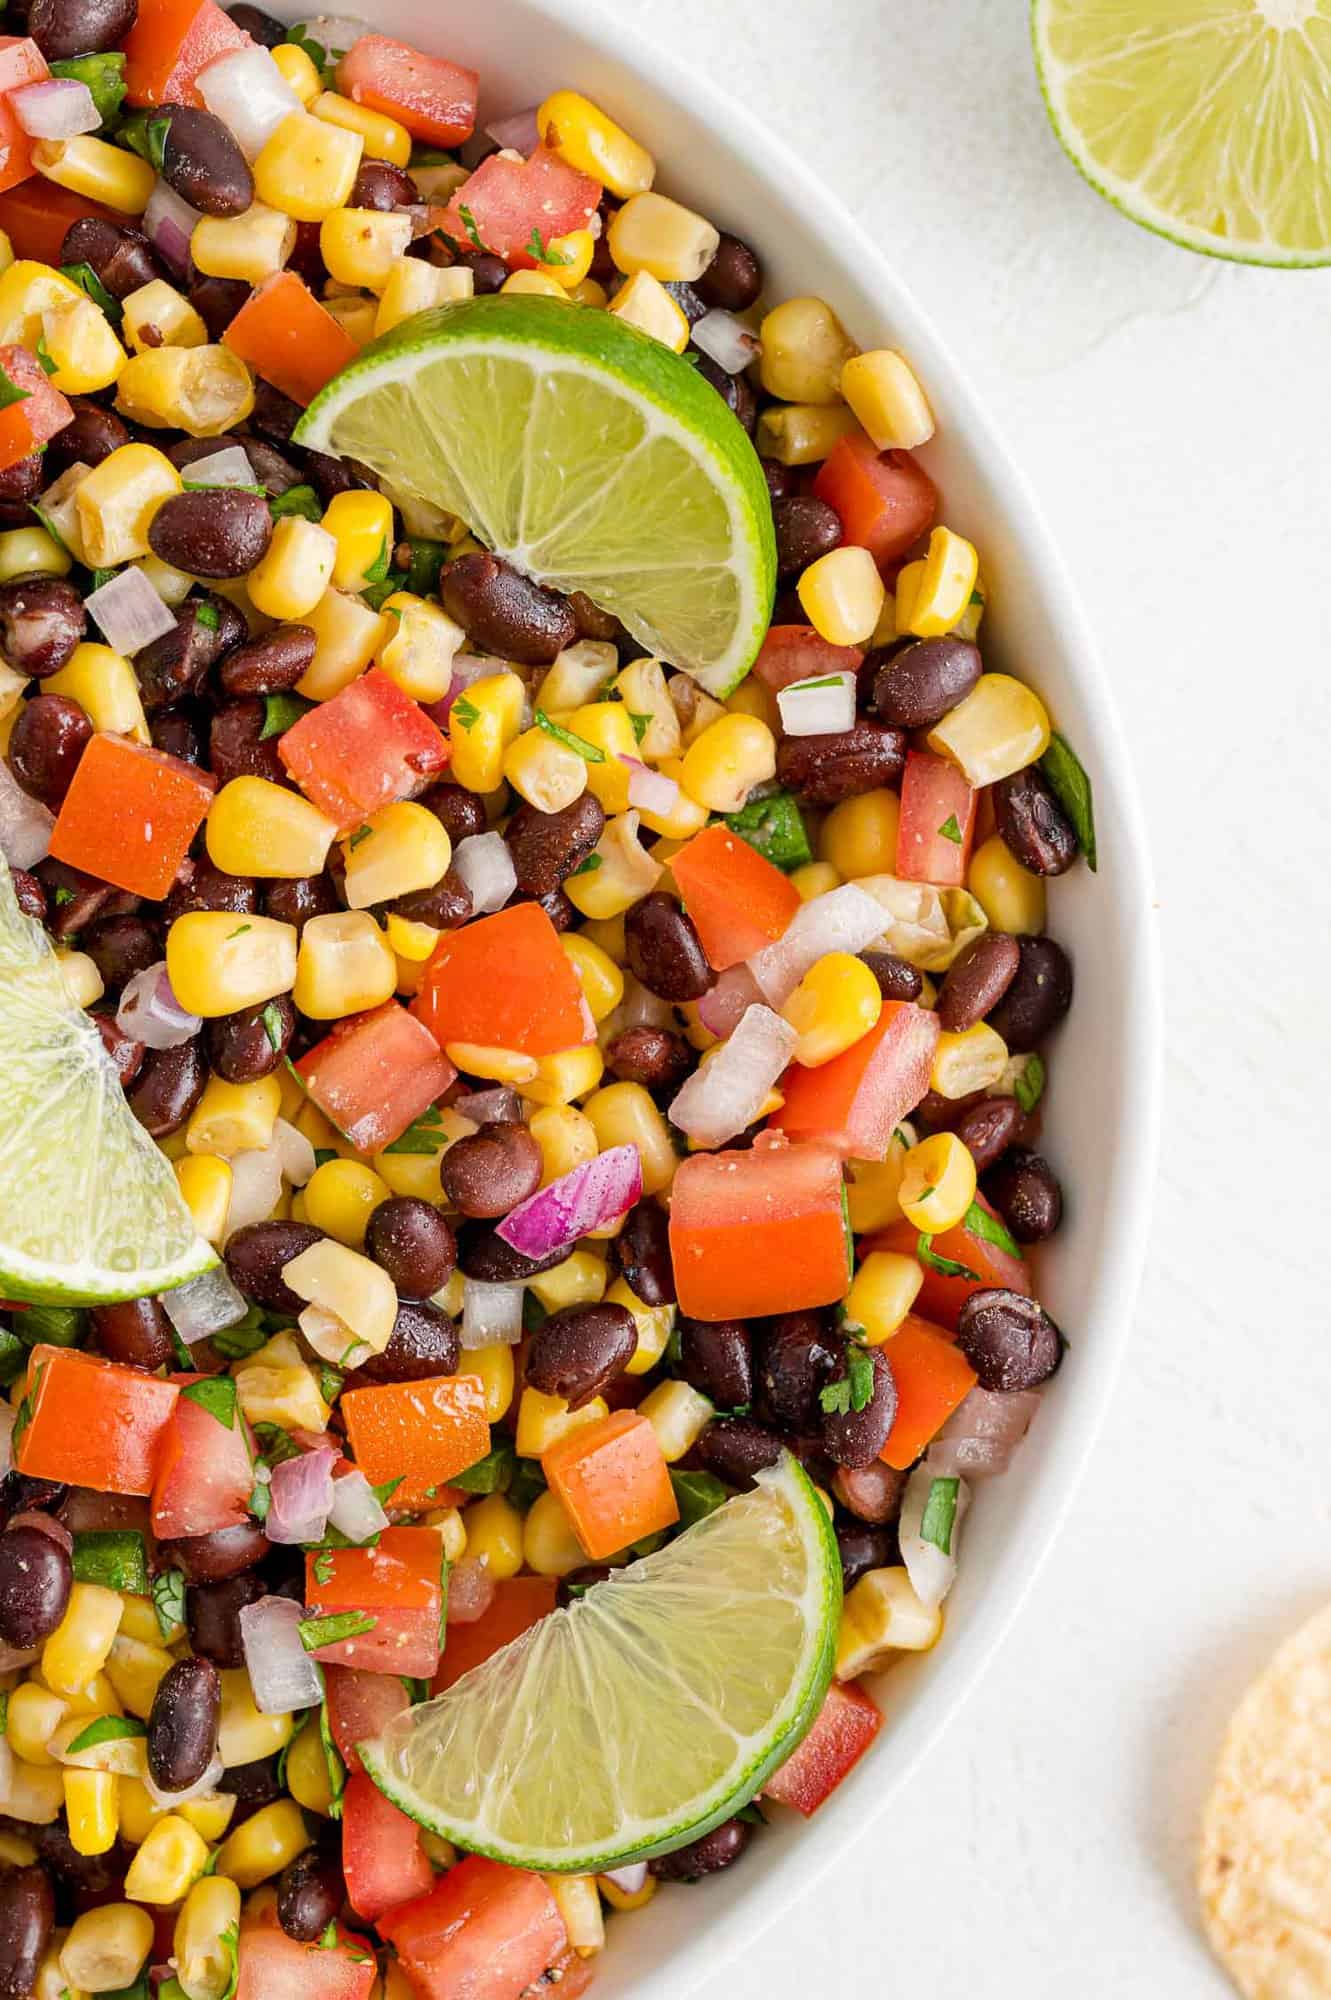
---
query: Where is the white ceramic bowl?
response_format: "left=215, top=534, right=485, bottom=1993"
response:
left=295, top=3, right=1162, bottom=1988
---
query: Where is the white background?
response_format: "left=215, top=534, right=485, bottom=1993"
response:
left=613, top=1, right=1331, bottom=1994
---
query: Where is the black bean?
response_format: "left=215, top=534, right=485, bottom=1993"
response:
left=557, top=1564, right=614, bottom=1605
left=566, top=591, right=625, bottom=644
left=455, top=1222, right=567, bottom=1283
left=82, top=914, right=160, bottom=994
left=983, top=1147, right=1063, bottom=1244
left=651, top=1816, right=752, bottom=1881
left=609, top=1201, right=673, bottom=1310
left=697, top=233, right=763, bottom=312
left=951, top=1095, right=1027, bottom=1174
left=418, top=781, right=486, bottom=847
left=189, top=274, right=252, bottom=340
left=0, top=578, right=85, bottom=680
left=695, top=354, right=756, bottom=433
left=239, top=437, right=303, bottom=497
left=128, top=1039, right=207, bottom=1138
left=679, top=1318, right=752, bottom=1410
left=219, top=625, right=315, bottom=697
left=166, top=858, right=260, bottom=920
left=61, top=215, right=162, bottom=299
left=984, top=935, right=1073, bottom=1051
left=624, top=892, right=714, bottom=1002
left=8, top=693, right=89, bottom=805
left=205, top=996, right=293, bottom=1085
left=90, top=1297, right=174, bottom=1372
left=45, top=399, right=129, bottom=477
left=0, top=1525, right=72, bottom=1648
left=302, top=445, right=374, bottom=505
left=836, top=1522, right=897, bottom=1590
left=754, top=1314, right=840, bottom=1433
left=0, top=452, right=45, bottom=528
left=218, top=1756, right=282, bottom=1824
left=224, top=1221, right=325, bottom=1314
left=994, top=767, right=1078, bottom=878
left=251, top=379, right=303, bottom=444
left=761, top=457, right=793, bottom=502
left=147, top=1656, right=221, bottom=1795
left=160, top=105, right=254, bottom=217
left=209, top=698, right=288, bottom=786
left=351, top=158, right=418, bottom=210
left=8, top=1815, right=128, bottom=1901
left=186, top=1571, right=266, bottom=1668
left=34, top=859, right=115, bottom=937
left=533, top=887, right=576, bottom=932
left=860, top=950, right=923, bottom=1002
left=526, top=1303, right=637, bottom=1409
left=93, top=1011, right=145, bottom=1089
left=227, top=2, right=287, bottom=44
left=937, top=932, right=1021, bottom=1034
left=772, top=496, right=842, bottom=578
left=0, top=1861, right=54, bottom=2000
left=956, top=1288, right=1061, bottom=1392
left=158, top=1522, right=270, bottom=1584
left=776, top=720, right=907, bottom=804
left=381, top=864, right=469, bottom=932
left=149, top=490, right=272, bottom=580
left=344, top=1299, right=460, bottom=1389
left=440, top=1122, right=543, bottom=1221
left=504, top=794, right=605, bottom=898
left=136, top=602, right=225, bottom=713
left=365, top=1197, right=457, bottom=1297
left=872, top=636, right=982, bottom=731
left=10, top=869, right=45, bottom=921
left=151, top=706, right=206, bottom=768
left=822, top=1345, right=897, bottom=1468
left=277, top=1843, right=346, bottom=1942
left=28, top=0, right=136, bottom=57
left=604, top=1025, right=692, bottom=1092
left=264, top=872, right=339, bottom=935
left=693, top=1416, right=783, bottom=1488
left=442, top=552, right=577, bottom=665
left=832, top=1460, right=905, bottom=1524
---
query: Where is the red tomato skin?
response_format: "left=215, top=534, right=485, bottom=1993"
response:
left=304, top=1526, right=444, bottom=1678
left=436, top=146, right=600, bottom=266
left=151, top=1377, right=254, bottom=1539
left=0, top=39, right=49, bottom=193
left=295, top=1002, right=457, bottom=1153
left=0, top=341, right=72, bottom=472
left=0, top=181, right=123, bottom=262
left=234, top=1924, right=376, bottom=2000
left=863, top=1191, right=1033, bottom=1330
left=337, top=34, right=478, bottom=145
left=15, top=1347, right=179, bottom=1496
left=669, top=1141, right=851, bottom=1320
left=762, top=1680, right=881, bottom=1815
left=324, top=1665, right=411, bottom=1776
left=752, top=625, right=863, bottom=693
left=342, top=1773, right=433, bottom=1923
left=671, top=824, right=800, bottom=970
left=770, top=1001, right=940, bottom=1160
left=895, top=750, right=976, bottom=888
left=813, top=436, right=937, bottom=568
left=430, top=1577, right=557, bottom=1694
left=279, top=669, right=449, bottom=831
left=379, top=1857, right=567, bottom=2000
left=123, top=0, right=252, bottom=106
left=49, top=734, right=216, bottom=900
left=411, top=903, right=593, bottom=1059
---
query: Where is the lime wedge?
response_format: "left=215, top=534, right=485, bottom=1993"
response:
left=1033, top=0, right=1331, bottom=266
left=0, top=854, right=215, bottom=1304
left=294, top=294, right=776, bottom=695
left=361, top=1454, right=840, bottom=1871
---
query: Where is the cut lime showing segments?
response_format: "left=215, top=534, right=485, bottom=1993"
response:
left=1033, top=0, right=1331, bottom=267
left=295, top=294, right=776, bottom=695
left=0, top=854, right=215, bottom=1304
left=362, top=1454, right=840, bottom=1872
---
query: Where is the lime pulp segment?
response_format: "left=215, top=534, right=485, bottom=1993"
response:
left=361, top=1454, right=841, bottom=1872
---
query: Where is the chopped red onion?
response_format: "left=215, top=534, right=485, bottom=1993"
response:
left=117, top=964, right=201, bottom=1050
left=776, top=671, right=857, bottom=738
left=622, top=756, right=680, bottom=817
left=272, top=1117, right=316, bottom=1188
left=240, top=1596, right=325, bottom=1714
left=484, top=105, right=541, bottom=154
left=601, top=1863, right=648, bottom=1896
left=162, top=1265, right=247, bottom=1344
left=328, top=1469, right=390, bottom=1546
left=181, top=443, right=257, bottom=489
left=695, top=963, right=762, bottom=1038
left=197, top=45, right=302, bottom=159
left=450, top=830, right=516, bottom=916
left=0, top=762, right=54, bottom=869
left=431, top=653, right=512, bottom=722
left=0, top=1403, right=13, bottom=1479
left=461, top=1278, right=524, bottom=1349
left=497, top=1145, right=641, bottom=1261
left=927, top=1387, right=1039, bottom=1479
left=668, top=1005, right=795, bottom=1147
left=12, top=78, right=100, bottom=139
left=899, top=1462, right=970, bottom=1609
left=446, top=1555, right=497, bottom=1625
left=86, top=567, right=177, bottom=657
left=145, top=1751, right=225, bottom=1809
left=143, top=180, right=201, bottom=278
left=747, top=884, right=886, bottom=1006
left=453, top=1086, right=522, bottom=1125
left=267, top=1447, right=337, bottom=1546
left=691, top=309, right=761, bottom=376
left=224, top=1144, right=285, bottom=1239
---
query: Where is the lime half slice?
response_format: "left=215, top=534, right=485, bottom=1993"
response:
left=362, top=1454, right=840, bottom=1872
left=295, top=294, right=776, bottom=695
left=0, top=854, right=215, bottom=1304
left=1033, top=0, right=1331, bottom=267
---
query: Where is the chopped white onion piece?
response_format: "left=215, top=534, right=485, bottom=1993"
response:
left=691, top=309, right=761, bottom=376
left=602, top=1863, right=648, bottom=1896
left=461, top=1278, right=524, bottom=1348
left=484, top=105, right=541, bottom=154
left=267, top=1447, right=337, bottom=1546
left=12, top=78, right=100, bottom=139
left=224, top=1145, right=285, bottom=1241
left=86, top=566, right=177, bottom=657
left=668, top=1005, right=796, bottom=1147
left=198, top=45, right=303, bottom=158
left=0, top=759, right=54, bottom=868
left=143, top=180, right=201, bottom=277
left=898, top=1462, right=970, bottom=1609
left=450, top=830, right=517, bottom=916
left=145, top=1753, right=225, bottom=1810
left=240, top=1597, right=325, bottom=1714
left=328, top=1469, right=391, bottom=1546
left=747, top=884, right=886, bottom=1006
left=181, top=443, right=257, bottom=489
left=776, top=671, right=857, bottom=738
left=116, top=964, right=201, bottom=1050
left=272, top=1117, right=316, bottom=1188
left=621, top=755, right=679, bottom=817
left=162, top=1265, right=248, bottom=1344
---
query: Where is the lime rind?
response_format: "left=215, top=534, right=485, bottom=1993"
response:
left=360, top=1453, right=840, bottom=1873
left=0, top=853, right=216, bottom=1304
left=295, top=295, right=776, bottom=696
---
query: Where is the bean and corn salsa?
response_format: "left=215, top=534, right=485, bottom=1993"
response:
left=0, top=2, right=1094, bottom=1995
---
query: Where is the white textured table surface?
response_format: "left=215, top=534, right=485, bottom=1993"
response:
left=615, top=2, right=1331, bottom=1994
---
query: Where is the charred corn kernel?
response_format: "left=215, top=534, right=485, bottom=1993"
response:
left=599, top=1870, right=658, bottom=1913
left=504, top=725, right=588, bottom=813
left=41, top=294, right=126, bottom=393
left=60, top=1904, right=154, bottom=1993
left=538, top=90, right=655, bottom=197
left=34, top=135, right=154, bottom=211
left=562, top=702, right=636, bottom=811
left=294, top=910, right=396, bottom=1018
left=175, top=1876, right=243, bottom=2000
left=122, top=278, right=207, bottom=354
left=759, top=295, right=856, bottom=405
left=254, top=111, right=362, bottom=220
left=523, top=1042, right=605, bottom=1108
left=175, top=1153, right=233, bottom=1246
left=899, top=1130, right=976, bottom=1233
left=565, top=810, right=662, bottom=919
left=537, top=640, right=618, bottom=713
left=425, top=1506, right=467, bottom=1563
left=63, top=1771, right=118, bottom=1856
left=528, top=1104, right=597, bottom=1189
left=515, top=1387, right=610, bottom=1459
left=836, top=1566, right=941, bottom=1677
left=217, top=1670, right=296, bottom=1770
left=529, top=1249, right=607, bottom=1313
left=45, top=643, right=149, bottom=743
left=607, top=269, right=689, bottom=351
left=115, top=345, right=254, bottom=437
left=456, top=1341, right=515, bottom=1424
left=7, top=1682, right=67, bottom=1766
left=443, top=1041, right=539, bottom=1086
left=605, top=1275, right=673, bottom=1374
left=540, top=229, right=595, bottom=288
left=284, top=1718, right=333, bottom=1816
left=781, top=951, right=882, bottom=1066
left=43, top=1584, right=122, bottom=1697
left=821, top=789, right=900, bottom=879
left=680, top=712, right=776, bottom=815
left=926, top=673, right=1050, bottom=787
left=843, top=1250, right=922, bottom=1345
left=608, top=191, right=719, bottom=282
left=1, top=1755, right=64, bottom=1824
left=374, top=258, right=472, bottom=334
left=186, top=1074, right=283, bottom=1159
left=297, top=586, right=388, bottom=699
left=899, top=527, right=978, bottom=639
left=462, top=1493, right=523, bottom=1581
left=247, top=517, right=336, bottom=623
left=584, top=1081, right=676, bottom=1195
left=0, top=1830, right=37, bottom=1866
left=798, top=545, right=885, bottom=648
left=178, top=1794, right=235, bottom=1843
left=385, top=912, right=441, bottom=962
left=841, top=348, right=934, bottom=451
left=117, top=1776, right=164, bottom=1846
left=311, top=89, right=411, bottom=165
left=755, top=402, right=861, bottom=467
left=215, top=1798, right=307, bottom=1888
left=614, top=656, right=678, bottom=760
left=968, top=832, right=1046, bottom=935
left=207, top=775, right=337, bottom=880
left=502, top=267, right=567, bottom=299
left=522, top=1487, right=587, bottom=1577
left=546, top=1874, right=605, bottom=1957
left=845, top=1128, right=913, bottom=1232
left=341, top=799, right=451, bottom=908
left=449, top=670, right=525, bottom=792
left=0, top=523, right=68, bottom=579
left=233, top=1351, right=329, bottom=1435
left=104, top=1635, right=174, bottom=1719
left=124, top=1814, right=209, bottom=1903
left=377, top=592, right=465, bottom=702
left=166, top=912, right=297, bottom=1018
left=639, top=1378, right=712, bottom=1462
left=302, top=1157, right=391, bottom=1249
left=321, top=204, right=413, bottom=291
left=931, top=1022, right=1008, bottom=1100
left=191, top=202, right=296, bottom=283
left=561, top=934, right=623, bottom=1024
left=271, top=40, right=320, bottom=102
left=75, top=443, right=181, bottom=567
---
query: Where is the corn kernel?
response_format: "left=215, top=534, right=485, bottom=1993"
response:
left=247, top=517, right=337, bottom=622
left=311, top=89, right=411, bottom=165
left=583, top=1081, right=676, bottom=1195
left=255, top=111, right=362, bottom=221
left=34, top=135, right=154, bottom=212
left=545, top=1873, right=605, bottom=1957
left=55, top=949, right=102, bottom=1008
left=456, top=1341, right=515, bottom=1424
left=462, top=1493, right=523, bottom=1580
left=0, top=260, right=83, bottom=346
left=40, top=293, right=126, bottom=394
left=206, top=774, right=336, bottom=880
left=215, top=1798, right=308, bottom=1888
left=120, top=278, right=208, bottom=356
left=538, top=90, right=655, bottom=197
left=522, top=1487, right=586, bottom=1578
left=968, top=833, right=1047, bottom=935
left=176, top=1875, right=243, bottom=2000
left=423, top=1506, right=467, bottom=1565
left=515, top=1387, right=609, bottom=1459
left=322, top=201, right=414, bottom=292
left=836, top=1566, right=941, bottom=1677
left=191, top=202, right=297, bottom=283
left=0, top=523, right=67, bottom=581
left=449, top=670, right=525, bottom=792
left=599, top=1870, right=658, bottom=1913
left=48, top=1671, right=122, bottom=1720
left=899, top=1130, right=977, bottom=1233
left=117, top=1775, right=165, bottom=1847
left=760, top=296, right=856, bottom=405
left=124, top=1813, right=210, bottom=1903
left=931, top=1022, right=1009, bottom=1102
left=638, top=1378, right=712, bottom=1463
left=341, top=799, right=451, bottom=908
left=563, top=810, right=662, bottom=919
left=302, top=1157, right=391, bottom=1249
left=540, top=228, right=595, bottom=288
left=115, top=346, right=255, bottom=437
left=840, top=348, right=934, bottom=451
left=845, top=1128, right=913, bottom=1232
left=293, top=909, right=397, bottom=1019
left=442, top=1042, right=538, bottom=1088
left=926, top=673, right=1050, bottom=787
left=75, top=443, right=180, bottom=567
left=529, top=1249, right=607, bottom=1313
left=821, top=790, right=900, bottom=880
left=755, top=403, right=861, bottom=465
left=523, top=1042, right=605, bottom=1109
left=560, top=934, right=623, bottom=1026
left=608, top=269, right=689, bottom=351
left=103, top=1634, right=175, bottom=1720
left=166, top=911, right=297, bottom=1018
left=376, top=592, right=464, bottom=702
left=0, top=1755, right=64, bottom=1824
left=601, top=1274, right=671, bottom=1375
left=386, top=912, right=441, bottom=964
left=843, top=1250, right=922, bottom=1345
left=503, top=725, right=588, bottom=813
left=60, top=1905, right=154, bottom=1995
left=186, top=1073, right=283, bottom=1160
left=217, top=1670, right=295, bottom=1770
left=44, top=642, right=148, bottom=743
left=0, top=1830, right=37, bottom=1867
left=779, top=951, right=881, bottom=1068
left=798, top=545, right=885, bottom=648
left=136, top=550, right=197, bottom=607
left=170, top=1153, right=230, bottom=1246
left=7, top=1682, right=67, bottom=1766
left=63, top=1770, right=118, bottom=1856
left=29, top=460, right=90, bottom=564
left=679, top=712, right=776, bottom=815
left=501, top=268, right=567, bottom=300
left=271, top=40, right=321, bottom=103
left=297, top=586, right=389, bottom=699
left=556, top=701, right=633, bottom=812
left=524, top=1104, right=595, bottom=1190
left=374, top=258, right=472, bottom=335
left=178, top=1794, right=236, bottom=1844
left=284, top=1719, right=333, bottom=1817
left=898, top=527, right=978, bottom=639
left=43, top=1584, right=122, bottom=1697
left=608, top=191, right=719, bottom=282
left=537, top=641, right=618, bottom=713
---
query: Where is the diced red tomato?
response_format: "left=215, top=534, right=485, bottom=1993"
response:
left=670, top=1140, right=851, bottom=1320
left=234, top=1923, right=376, bottom=2000
left=223, top=271, right=361, bottom=408
left=324, top=1666, right=412, bottom=1776
left=379, top=1857, right=567, bottom=2000
left=0, top=341, right=71, bottom=474
left=863, top=1191, right=1032, bottom=1330
left=880, top=1313, right=977, bottom=1470
left=341, top=1772, right=433, bottom=1923
left=543, top=1958, right=597, bottom=2000
left=752, top=625, right=864, bottom=693
left=671, top=823, right=800, bottom=970
left=813, top=436, right=937, bottom=569
left=0, top=40, right=50, bottom=195
left=435, top=145, right=600, bottom=267
left=151, top=1374, right=253, bottom=1540
left=431, top=1577, right=557, bottom=1694
left=123, top=0, right=252, bottom=106
left=49, top=735, right=216, bottom=899
left=295, top=1002, right=456, bottom=1153
left=303, top=1526, right=444, bottom=1678
left=770, top=1001, right=939, bottom=1160
left=762, top=1680, right=881, bottom=1815
left=14, top=1347, right=179, bottom=1496
left=895, top=750, right=976, bottom=888
left=0, top=180, right=125, bottom=263
left=412, top=902, right=593, bottom=1059
left=339, top=1376, right=490, bottom=1515
left=336, top=34, right=479, bottom=147
left=279, top=668, right=449, bottom=831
